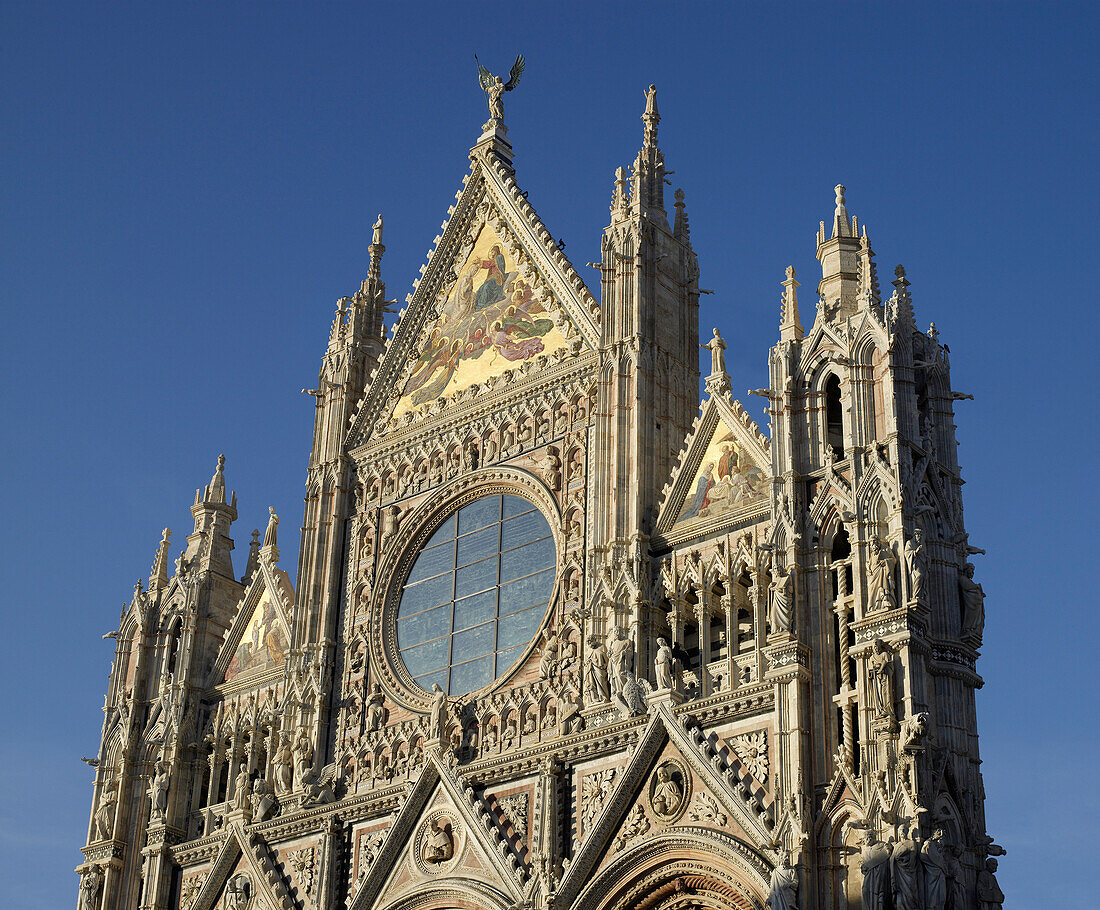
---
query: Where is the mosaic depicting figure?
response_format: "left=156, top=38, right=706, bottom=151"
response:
left=678, top=429, right=766, bottom=522
left=224, top=594, right=288, bottom=682
left=397, top=226, right=566, bottom=413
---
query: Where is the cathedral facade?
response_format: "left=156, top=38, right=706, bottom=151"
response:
left=79, top=84, right=1004, bottom=910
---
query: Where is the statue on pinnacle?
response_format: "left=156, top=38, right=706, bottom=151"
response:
left=476, top=54, right=525, bottom=123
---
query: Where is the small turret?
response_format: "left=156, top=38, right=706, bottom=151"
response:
left=185, top=454, right=237, bottom=579
left=815, top=184, right=864, bottom=320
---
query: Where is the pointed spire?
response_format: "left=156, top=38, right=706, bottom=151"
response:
left=148, top=528, right=171, bottom=591
left=629, top=85, right=666, bottom=220
left=888, top=264, right=915, bottom=328
left=673, top=188, right=691, bottom=242
left=205, top=454, right=226, bottom=504
left=368, top=213, right=385, bottom=281
left=642, top=84, right=660, bottom=149
left=243, top=529, right=261, bottom=583
left=780, top=266, right=804, bottom=342
left=857, top=228, right=881, bottom=311
left=832, top=184, right=853, bottom=238
left=611, top=166, right=629, bottom=217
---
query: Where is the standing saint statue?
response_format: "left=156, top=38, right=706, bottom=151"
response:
left=769, top=565, right=794, bottom=635
left=859, top=829, right=892, bottom=910
left=904, top=528, right=928, bottom=606
left=585, top=635, right=610, bottom=703
left=767, top=849, right=799, bottom=910
left=891, top=824, right=922, bottom=910
left=702, top=327, right=728, bottom=377
left=78, top=865, right=104, bottom=910
left=867, top=539, right=898, bottom=612
left=654, top=637, right=676, bottom=690
left=976, top=858, right=1005, bottom=910
left=608, top=627, right=634, bottom=698
left=428, top=683, right=448, bottom=742
left=476, top=54, right=525, bottom=123
left=959, top=562, right=985, bottom=638
left=867, top=639, right=897, bottom=727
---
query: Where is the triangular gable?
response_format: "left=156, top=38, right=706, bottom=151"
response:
left=558, top=707, right=774, bottom=910
left=189, top=824, right=294, bottom=910
left=657, top=396, right=770, bottom=535
left=211, top=556, right=293, bottom=686
left=347, top=151, right=599, bottom=448
left=349, top=751, right=525, bottom=910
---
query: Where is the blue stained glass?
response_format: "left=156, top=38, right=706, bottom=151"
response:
left=503, top=495, right=536, bottom=519
left=501, top=510, right=549, bottom=550
left=454, top=590, right=496, bottom=631
left=457, top=524, right=499, bottom=567
left=457, top=496, right=500, bottom=535
left=397, top=494, right=556, bottom=696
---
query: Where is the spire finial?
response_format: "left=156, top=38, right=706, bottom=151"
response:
left=832, top=184, right=852, bottom=238
left=207, top=454, right=226, bottom=503
left=642, top=84, right=660, bottom=148
left=857, top=229, right=881, bottom=311
left=780, top=266, right=803, bottom=341
left=673, top=188, right=691, bottom=242
left=149, top=528, right=172, bottom=590
left=368, top=213, right=385, bottom=281
left=611, top=166, right=629, bottom=215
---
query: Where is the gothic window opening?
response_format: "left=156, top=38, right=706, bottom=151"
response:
left=825, top=373, right=844, bottom=458
left=734, top=573, right=754, bottom=651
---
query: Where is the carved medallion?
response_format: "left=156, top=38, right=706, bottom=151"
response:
left=413, top=809, right=463, bottom=875
left=647, top=758, right=691, bottom=824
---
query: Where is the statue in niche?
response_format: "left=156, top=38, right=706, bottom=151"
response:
left=559, top=686, right=584, bottom=735
left=428, top=684, right=448, bottom=742
left=424, top=817, right=455, bottom=864
left=147, top=760, right=170, bottom=823
left=78, top=865, right=103, bottom=910
left=539, top=630, right=561, bottom=679
left=867, top=639, right=897, bottom=728
left=959, top=562, right=985, bottom=638
left=608, top=627, right=634, bottom=698
left=868, top=539, right=898, bottom=611
left=94, top=783, right=117, bottom=840
left=767, top=848, right=799, bottom=910
left=976, top=858, right=1004, bottom=910
left=891, top=823, right=922, bottom=910
left=650, top=764, right=683, bottom=818
left=921, top=827, right=949, bottom=910
left=294, top=730, right=315, bottom=787
left=859, top=829, right=892, bottom=910
left=584, top=635, right=609, bottom=703
left=367, top=684, right=387, bottom=731
left=274, top=734, right=294, bottom=793
left=654, top=637, right=676, bottom=690
left=232, top=763, right=251, bottom=812
left=769, top=564, right=793, bottom=634
left=904, top=529, right=928, bottom=606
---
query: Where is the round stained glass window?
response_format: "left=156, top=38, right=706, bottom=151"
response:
left=397, top=494, right=557, bottom=696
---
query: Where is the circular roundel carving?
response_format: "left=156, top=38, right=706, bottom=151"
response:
left=414, top=808, right=464, bottom=875
left=371, top=467, right=563, bottom=712
left=648, top=757, right=691, bottom=824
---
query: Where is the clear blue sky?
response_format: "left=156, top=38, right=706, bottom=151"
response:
left=2, top=3, right=1096, bottom=907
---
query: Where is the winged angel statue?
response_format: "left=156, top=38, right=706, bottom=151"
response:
left=476, top=54, right=525, bottom=122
